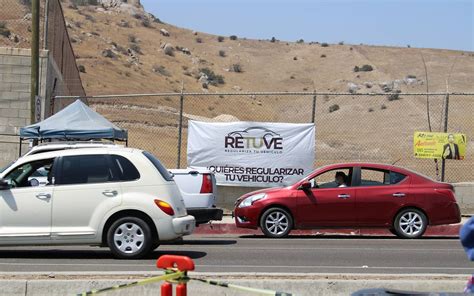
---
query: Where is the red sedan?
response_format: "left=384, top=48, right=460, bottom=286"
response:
left=234, top=163, right=461, bottom=238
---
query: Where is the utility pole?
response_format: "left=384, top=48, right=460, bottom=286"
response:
left=441, top=93, right=450, bottom=182
left=30, top=0, right=40, bottom=124
left=177, top=82, right=185, bottom=169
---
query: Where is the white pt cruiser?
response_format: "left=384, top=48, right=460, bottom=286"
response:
left=0, top=147, right=195, bottom=258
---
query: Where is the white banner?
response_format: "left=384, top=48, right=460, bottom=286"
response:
left=187, top=121, right=315, bottom=187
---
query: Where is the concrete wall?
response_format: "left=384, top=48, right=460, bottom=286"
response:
left=454, top=182, right=474, bottom=214
left=0, top=47, right=67, bottom=167
left=216, top=183, right=474, bottom=215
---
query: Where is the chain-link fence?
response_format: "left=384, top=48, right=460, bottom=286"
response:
left=0, top=0, right=44, bottom=49
left=54, top=92, right=473, bottom=183
left=1, top=0, right=85, bottom=101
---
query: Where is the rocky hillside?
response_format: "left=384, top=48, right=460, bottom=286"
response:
left=60, top=0, right=473, bottom=95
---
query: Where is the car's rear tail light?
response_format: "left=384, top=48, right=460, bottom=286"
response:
left=154, top=199, right=175, bottom=216
left=200, top=173, right=213, bottom=193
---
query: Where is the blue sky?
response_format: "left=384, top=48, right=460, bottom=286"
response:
left=141, top=0, right=473, bottom=51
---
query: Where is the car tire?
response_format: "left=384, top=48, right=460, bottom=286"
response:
left=107, top=217, right=153, bottom=259
left=151, top=241, right=160, bottom=251
left=393, top=208, right=427, bottom=239
left=260, top=207, right=293, bottom=238
left=388, top=228, right=398, bottom=236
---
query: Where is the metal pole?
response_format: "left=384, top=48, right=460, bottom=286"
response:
left=42, top=0, right=50, bottom=49
left=19, top=138, right=22, bottom=157
left=176, top=84, right=185, bottom=169
left=441, top=93, right=450, bottom=182
left=311, top=94, right=316, bottom=123
left=30, top=0, right=40, bottom=124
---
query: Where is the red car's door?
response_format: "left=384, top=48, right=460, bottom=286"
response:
left=296, top=167, right=356, bottom=227
left=355, top=167, right=411, bottom=227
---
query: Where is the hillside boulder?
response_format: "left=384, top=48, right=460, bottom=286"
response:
left=347, top=82, right=360, bottom=93
left=160, top=29, right=170, bottom=37
left=99, top=0, right=144, bottom=16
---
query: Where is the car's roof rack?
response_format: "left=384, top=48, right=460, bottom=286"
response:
left=35, top=141, right=116, bottom=147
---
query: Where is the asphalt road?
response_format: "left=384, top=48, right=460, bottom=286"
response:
left=0, top=235, right=471, bottom=274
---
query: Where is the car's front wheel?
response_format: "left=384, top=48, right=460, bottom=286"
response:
left=393, top=208, right=427, bottom=239
left=260, top=207, right=293, bottom=238
left=107, top=217, right=153, bottom=259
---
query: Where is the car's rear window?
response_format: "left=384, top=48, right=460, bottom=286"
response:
left=390, top=171, right=407, bottom=184
left=142, top=151, right=174, bottom=181
left=111, top=155, right=140, bottom=181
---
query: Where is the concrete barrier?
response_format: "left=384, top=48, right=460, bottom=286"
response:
left=216, top=182, right=474, bottom=215
left=0, top=278, right=466, bottom=296
left=454, top=182, right=474, bottom=214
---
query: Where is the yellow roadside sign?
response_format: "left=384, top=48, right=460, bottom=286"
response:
left=414, top=132, right=467, bottom=160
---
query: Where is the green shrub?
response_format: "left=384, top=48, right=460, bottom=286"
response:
left=129, top=43, right=142, bottom=54
left=152, top=65, right=171, bottom=77
left=141, top=19, right=151, bottom=28
left=321, top=42, right=329, bottom=47
left=19, top=0, right=32, bottom=7
left=387, top=90, right=401, bottom=101
left=218, top=50, right=226, bottom=57
left=0, top=22, right=11, bottom=38
left=217, top=36, right=225, bottom=42
left=329, top=104, right=340, bottom=113
left=71, top=0, right=98, bottom=6
left=199, top=68, right=225, bottom=85
left=128, top=34, right=138, bottom=43
left=229, top=35, right=238, bottom=40
left=84, top=14, right=95, bottom=22
left=296, top=39, right=304, bottom=44
left=230, top=63, right=242, bottom=73
left=270, top=37, right=276, bottom=43
left=354, top=64, right=373, bottom=72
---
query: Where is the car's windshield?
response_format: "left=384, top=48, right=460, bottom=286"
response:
left=0, top=162, right=14, bottom=174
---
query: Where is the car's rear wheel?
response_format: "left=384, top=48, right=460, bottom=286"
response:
left=107, top=217, right=153, bottom=259
left=260, top=207, right=293, bottom=238
left=393, top=208, right=427, bottom=239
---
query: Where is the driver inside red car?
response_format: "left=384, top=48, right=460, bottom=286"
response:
left=335, top=171, right=348, bottom=187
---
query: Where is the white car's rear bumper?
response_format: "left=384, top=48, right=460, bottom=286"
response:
left=172, top=215, right=195, bottom=235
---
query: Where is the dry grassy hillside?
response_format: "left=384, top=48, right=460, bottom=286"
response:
left=62, top=5, right=473, bottom=95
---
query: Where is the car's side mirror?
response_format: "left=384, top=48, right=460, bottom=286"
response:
left=298, top=181, right=311, bottom=190
left=0, top=179, right=10, bottom=190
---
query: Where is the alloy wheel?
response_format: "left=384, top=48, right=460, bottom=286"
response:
left=265, top=211, right=289, bottom=236
left=398, top=211, right=423, bottom=236
left=113, top=222, right=145, bottom=254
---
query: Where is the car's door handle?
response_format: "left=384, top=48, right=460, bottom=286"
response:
left=102, top=190, right=118, bottom=197
left=36, top=193, right=51, bottom=200
left=392, top=193, right=406, bottom=198
left=338, top=194, right=351, bottom=199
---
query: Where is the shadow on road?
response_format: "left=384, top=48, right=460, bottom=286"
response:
left=0, top=249, right=207, bottom=260
left=162, top=239, right=237, bottom=246
left=238, top=234, right=458, bottom=240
